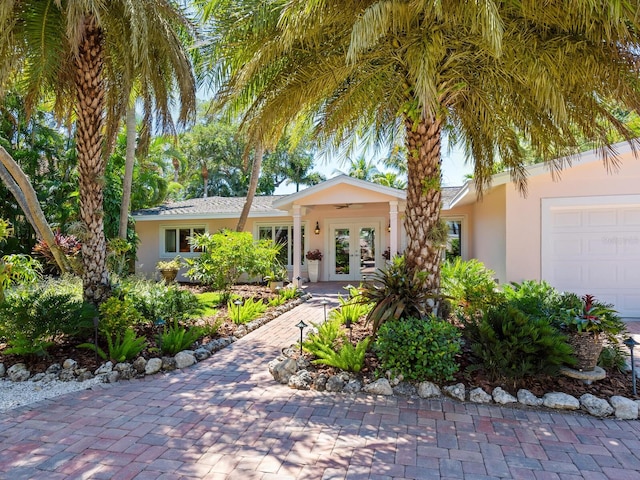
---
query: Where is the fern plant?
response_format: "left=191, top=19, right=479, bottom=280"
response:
left=308, top=337, right=371, bottom=373
left=302, top=317, right=343, bottom=352
left=79, top=328, right=147, bottom=363
left=227, top=297, right=267, bottom=324
left=156, top=320, right=203, bottom=355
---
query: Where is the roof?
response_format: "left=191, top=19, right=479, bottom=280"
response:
left=132, top=176, right=464, bottom=221
left=132, top=195, right=287, bottom=221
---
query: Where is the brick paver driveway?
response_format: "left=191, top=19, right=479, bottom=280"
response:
left=1, top=284, right=639, bottom=479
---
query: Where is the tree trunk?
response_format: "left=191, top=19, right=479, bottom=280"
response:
left=201, top=164, right=208, bottom=198
left=403, top=115, right=444, bottom=294
left=236, top=144, right=263, bottom=232
left=119, top=104, right=136, bottom=239
left=0, top=146, right=72, bottom=273
left=74, top=15, right=110, bottom=305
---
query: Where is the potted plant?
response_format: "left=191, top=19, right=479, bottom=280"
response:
left=555, top=293, right=626, bottom=371
left=156, top=256, right=182, bottom=283
left=264, top=266, right=288, bottom=292
left=306, top=249, right=323, bottom=283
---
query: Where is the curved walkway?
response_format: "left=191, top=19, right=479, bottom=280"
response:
left=0, top=284, right=639, bottom=480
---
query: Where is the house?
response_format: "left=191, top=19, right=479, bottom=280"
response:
left=133, top=140, right=640, bottom=317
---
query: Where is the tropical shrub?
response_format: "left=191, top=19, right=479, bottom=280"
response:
left=360, top=256, right=440, bottom=333
left=374, top=316, right=461, bottom=382
left=440, top=258, right=501, bottom=317
left=470, top=305, right=575, bottom=382
left=308, top=337, right=371, bottom=373
left=302, top=316, right=343, bottom=352
left=0, top=253, right=42, bottom=301
left=227, top=297, right=267, bottom=324
left=330, top=293, right=371, bottom=327
left=502, top=280, right=561, bottom=318
left=98, top=297, right=144, bottom=339
left=156, top=320, right=203, bottom=355
left=185, top=230, right=280, bottom=292
left=32, top=231, right=82, bottom=275
left=0, top=282, right=95, bottom=356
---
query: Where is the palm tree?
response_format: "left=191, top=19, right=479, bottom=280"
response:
left=202, top=0, right=640, bottom=296
left=0, top=1, right=196, bottom=303
left=334, top=156, right=381, bottom=181
left=373, top=172, right=407, bottom=190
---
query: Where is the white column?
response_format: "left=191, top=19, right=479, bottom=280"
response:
left=293, top=204, right=302, bottom=285
left=389, top=201, right=398, bottom=256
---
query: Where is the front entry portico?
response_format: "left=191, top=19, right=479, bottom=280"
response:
left=328, top=221, right=380, bottom=281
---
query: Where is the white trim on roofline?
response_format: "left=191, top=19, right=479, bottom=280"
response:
left=447, top=140, right=640, bottom=209
left=134, top=211, right=290, bottom=222
left=272, top=174, right=406, bottom=209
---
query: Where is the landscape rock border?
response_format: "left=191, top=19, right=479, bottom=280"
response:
left=0, top=294, right=311, bottom=411
left=268, top=348, right=640, bottom=421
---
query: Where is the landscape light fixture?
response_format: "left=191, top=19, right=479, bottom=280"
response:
left=296, top=320, right=308, bottom=355
left=234, top=299, right=242, bottom=321
left=314, top=221, right=320, bottom=234
left=387, top=222, right=391, bottom=233
left=320, top=299, right=328, bottom=322
left=296, top=275, right=301, bottom=287
left=623, top=337, right=639, bottom=395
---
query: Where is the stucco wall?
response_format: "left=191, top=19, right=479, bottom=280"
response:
left=505, top=153, right=640, bottom=282
left=471, top=185, right=507, bottom=282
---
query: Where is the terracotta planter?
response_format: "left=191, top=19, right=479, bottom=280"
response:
left=567, top=332, right=603, bottom=371
left=159, top=268, right=178, bottom=283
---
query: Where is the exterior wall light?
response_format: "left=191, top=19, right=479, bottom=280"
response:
left=314, top=221, right=320, bottom=234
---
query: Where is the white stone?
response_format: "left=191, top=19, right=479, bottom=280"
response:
left=271, top=358, right=298, bottom=384
left=7, top=363, right=30, bottom=382
left=492, top=387, right=517, bottom=405
left=193, top=348, right=210, bottom=361
left=145, top=358, right=163, bottom=375
left=579, top=394, right=613, bottom=418
left=288, top=370, right=313, bottom=390
left=542, top=392, right=580, bottom=410
left=362, top=378, right=393, bottom=396
left=517, top=389, right=543, bottom=407
left=62, top=359, right=78, bottom=370
left=94, top=362, right=113, bottom=375
left=417, top=381, right=441, bottom=398
left=610, top=396, right=639, bottom=420
left=174, top=351, right=196, bottom=369
left=469, top=387, right=493, bottom=403
left=443, top=383, right=466, bottom=402
left=343, top=379, right=363, bottom=393
left=325, top=375, right=346, bottom=392
left=132, top=357, right=147, bottom=373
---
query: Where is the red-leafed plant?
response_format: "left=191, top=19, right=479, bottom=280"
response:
left=33, top=231, right=82, bottom=275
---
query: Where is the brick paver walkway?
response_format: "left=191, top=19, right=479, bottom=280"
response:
left=1, top=283, right=639, bottom=479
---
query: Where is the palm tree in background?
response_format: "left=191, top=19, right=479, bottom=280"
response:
left=201, top=0, right=640, bottom=296
left=0, top=0, right=196, bottom=303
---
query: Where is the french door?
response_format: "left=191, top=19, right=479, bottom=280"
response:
left=329, top=223, right=379, bottom=281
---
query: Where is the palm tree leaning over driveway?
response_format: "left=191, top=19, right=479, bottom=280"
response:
left=0, top=1, right=196, bottom=304
left=203, top=0, right=640, bottom=297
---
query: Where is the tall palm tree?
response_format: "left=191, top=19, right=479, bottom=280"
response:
left=334, top=156, right=381, bottom=181
left=203, top=0, right=640, bottom=295
left=0, top=1, right=196, bottom=303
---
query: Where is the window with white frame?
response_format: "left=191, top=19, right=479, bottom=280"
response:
left=257, top=224, right=306, bottom=266
left=161, top=226, right=205, bottom=256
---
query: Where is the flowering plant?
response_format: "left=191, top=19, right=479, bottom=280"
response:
left=558, top=293, right=624, bottom=336
left=305, top=249, right=323, bottom=261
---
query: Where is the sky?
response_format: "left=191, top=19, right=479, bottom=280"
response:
left=273, top=137, right=473, bottom=195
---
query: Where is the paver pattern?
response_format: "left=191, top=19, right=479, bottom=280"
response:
left=0, top=283, right=639, bottom=479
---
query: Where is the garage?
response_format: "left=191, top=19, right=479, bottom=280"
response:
left=541, top=195, right=640, bottom=318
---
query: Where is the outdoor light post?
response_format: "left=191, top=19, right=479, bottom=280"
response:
left=234, top=299, right=242, bottom=321
left=623, top=337, right=639, bottom=395
left=320, top=300, right=328, bottom=322
left=345, top=318, right=353, bottom=342
left=296, top=276, right=301, bottom=288
left=296, top=320, right=308, bottom=355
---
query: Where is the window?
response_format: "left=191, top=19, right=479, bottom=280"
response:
left=258, top=224, right=306, bottom=266
left=162, top=226, right=205, bottom=256
left=444, top=219, right=462, bottom=260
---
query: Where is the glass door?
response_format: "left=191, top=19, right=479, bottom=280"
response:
left=329, top=223, right=379, bottom=281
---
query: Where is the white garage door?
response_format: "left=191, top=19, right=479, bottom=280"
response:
left=541, top=195, right=640, bottom=318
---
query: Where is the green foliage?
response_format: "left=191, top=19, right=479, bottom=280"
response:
left=502, top=280, right=561, bottom=318
left=0, top=279, right=95, bottom=357
left=0, top=253, right=42, bottom=301
left=360, top=256, right=440, bottom=333
left=98, top=297, right=144, bottom=339
left=440, top=258, right=501, bottom=317
left=267, top=295, right=286, bottom=307
left=185, top=231, right=280, bottom=291
left=308, top=337, right=371, bottom=373
left=470, top=306, right=575, bottom=382
left=156, top=320, right=203, bottom=355
left=227, top=297, right=267, bottom=324
left=80, top=328, right=147, bottom=363
left=277, top=285, right=300, bottom=301
left=330, top=293, right=371, bottom=326
left=2, top=334, right=55, bottom=357
left=116, top=278, right=202, bottom=324
left=375, top=316, right=461, bottom=382
left=553, top=293, right=627, bottom=340
left=107, top=238, right=133, bottom=276
left=200, top=318, right=223, bottom=338
left=598, top=343, right=628, bottom=372
left=302, top=317, right=343, bottom=352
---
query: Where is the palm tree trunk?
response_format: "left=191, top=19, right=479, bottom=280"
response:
left=404, top=115, right=443, bottom=294
left=119, top=104, right=136, bottom=239
left=0, top=146, right=72, bottom=273
left=236, top=144, right=263, bottom=232
left=74, top=15, right=110, bottom=304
